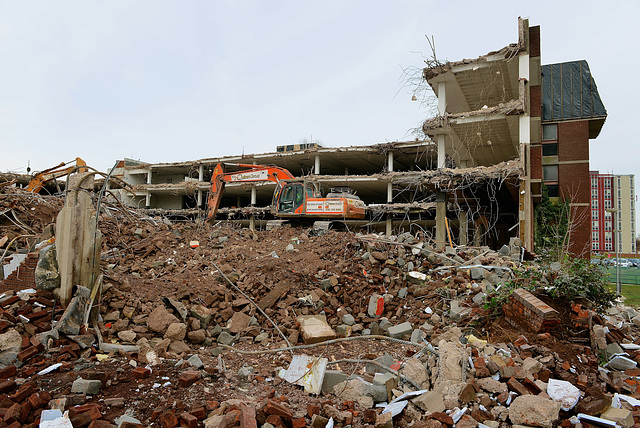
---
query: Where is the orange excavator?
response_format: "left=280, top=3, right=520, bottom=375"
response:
left=206, top=163, right=365, bottom=224
left=26, top=158, right=88, bottom=193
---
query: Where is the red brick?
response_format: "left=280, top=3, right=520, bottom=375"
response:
left=132, top=367, right=151, bottom=379
left=3, top=403, right=21, bottom=423
left=0, top=380, right=16, bottom=394
left=158, top=411, right=178, bottom=428
left=507, top=377, right=531, bottom=396
left=88, top=421, right=117, bottom=428
left=263, top=400, right=292, bottom=420
left=239, top=403, right=257, bottom=428
left=430, top=412, right=454, bottom=426
left=17, top=346, right=38, bottom=362
left=70, top=411, right=95, bottom=428
left=120, top=422, right=144, bottom=428
left=265, top=415, right=284, bottom=427
left=307, top=404, right=321, bottom=418
left=189, top=407, right=205, bottom=420
left=292, top=417, right=306, bottom=428
left=177, top=371, right=200, bottom=388
left=178, top=412, right=197, bottom=428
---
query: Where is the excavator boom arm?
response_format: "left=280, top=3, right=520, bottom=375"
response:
left=26, top=158, right=87, bottom=193
left=206, top=163, right=295, bottom=222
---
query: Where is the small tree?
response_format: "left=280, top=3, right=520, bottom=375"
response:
left=534, top=185, right=570, bottom=260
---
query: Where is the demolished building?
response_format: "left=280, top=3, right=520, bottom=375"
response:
left=96, top=18, right=606, bottom=255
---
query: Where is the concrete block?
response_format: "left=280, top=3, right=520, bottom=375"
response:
left=368, top=294, right=384, bottom=317
left=411, top=390, right=445, bottom=413
left=321, top=370, right=348, bottom=394
left=297, top=315, right=337, bottom=344
left=601, top=407, right=634, bottom=427
left=71, top=379, right=102, bottom=395
left=387, top=322, right=412, bottom=339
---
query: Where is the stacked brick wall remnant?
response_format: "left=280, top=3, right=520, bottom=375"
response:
left=0, top=253, right=38, bottom=293
left=504, top=288, right=560, bottom=333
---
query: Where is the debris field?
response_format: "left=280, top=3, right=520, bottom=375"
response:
left=2, top=185, right=640, bottom=428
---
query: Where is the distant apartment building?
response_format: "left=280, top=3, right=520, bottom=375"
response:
left=590, top=171, right=636, bottom=254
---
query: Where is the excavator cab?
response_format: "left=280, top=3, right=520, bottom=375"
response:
left=273, top=181, right=317, bottom=215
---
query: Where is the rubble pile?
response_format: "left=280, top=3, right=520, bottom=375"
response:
left=3, top=189, right=640, bottom=427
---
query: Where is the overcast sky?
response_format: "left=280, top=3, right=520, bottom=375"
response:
left=1, top=1, right=638, bottom=226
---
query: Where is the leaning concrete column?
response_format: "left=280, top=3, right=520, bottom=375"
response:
left=249, top=187, right=257, bottom=231
left=386, top=182, right=393, bottom=236
left=55, top=173, right=102, bottom=306
left=314, top=155, right=321, bottom=175
left=458, top=210, right=468, bottom=246
left=435, top=191, right=447, bottom=248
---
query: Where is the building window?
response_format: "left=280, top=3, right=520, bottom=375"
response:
left=592, top=189, right=598, bottom=199
left=605, top=242, right=612, bottom=251
left=592, top=231, right=599, bottom=240
left=605, top=189, right=611, bottom=199
left=604, top=179, right=611, bottom=188
left=592, top=210, right=598, bottom=219
left=542, top=124, right=557, bottom=141
left=546, top=185, right=559, bottom=197
left=592, top=200, right=598, bottom=209
left=591, top=177, right=598, bottom=187
left=593, top=242, right=599, bottom=250
left=543, top=165, right=558, bottom=181
left=592, top=220, right=599, bottom=230
left=542, top=144, right=558, bottom=156
left=604, top=200, right=611, bottom=209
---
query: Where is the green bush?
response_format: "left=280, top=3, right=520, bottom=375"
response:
left=547, top=256, right=616, bottom=312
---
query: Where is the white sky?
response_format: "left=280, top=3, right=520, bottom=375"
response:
left=0, top=1, right=638, bottom=229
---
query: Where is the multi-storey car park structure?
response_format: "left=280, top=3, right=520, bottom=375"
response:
left=111, top=18, right=608, bottom=256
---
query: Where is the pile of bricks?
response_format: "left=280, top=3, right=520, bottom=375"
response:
left=503, top=288, right=560, bottom=333
left=0, top=252, right=38, bottom=293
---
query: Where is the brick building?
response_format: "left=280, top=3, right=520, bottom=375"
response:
left=423, top=19, right=607, bottom=257
left=590, top=171, right=637, bottom=255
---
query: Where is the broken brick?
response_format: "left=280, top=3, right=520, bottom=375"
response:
left=132, top=367, right=152, bottom=379
left=189, top=407, right=206, bottom=420
left=177, top=371, right=201, bottom=387
left=158, top=411, right=179, bottom=428
left=507, top=377, right=530, bottom=396
left=0, top=365, right=16, bottom=379
left=264, top=399, right=293, bottom=420
left=178, top=412, right=197, bottom=428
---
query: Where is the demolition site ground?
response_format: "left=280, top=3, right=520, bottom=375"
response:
left=3, top=185, right=640, bottom=428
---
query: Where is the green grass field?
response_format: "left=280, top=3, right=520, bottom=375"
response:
left=604, top=266, right=640, bottom=286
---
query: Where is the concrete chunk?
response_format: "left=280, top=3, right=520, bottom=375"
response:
left=388, top=322, right=412, bottom=339
left=71, top=378, right=102, bottom=395
left=297, top=315, right=336, bottom=344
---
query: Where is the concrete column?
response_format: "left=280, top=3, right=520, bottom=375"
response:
left=314, top=155, right=320, bottom=175
left=519, top=51, right=532, bottom=250
left=251, top=187, right=257, bottom=205
left=438, top=82, right=446, bottom=115
left=437, top=82, right=447, bottom=170
left=145, top=192, right=151, bottom=209
left=147, top=168, right=152, bottom=185
left=198, top=165, right=204, bottom=182
left=55, top=173, right=102, bottom=306
left=435, top=191, right=447, bottom=248
left=437, top=135, right=446, bottom=169
left=458, top=210, right=468, bottom=246
left=197, top=190, right=202, bottom=207
left=387, top=151, right=394, bottom=172
left=386, top=181, right=393, bottom=237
